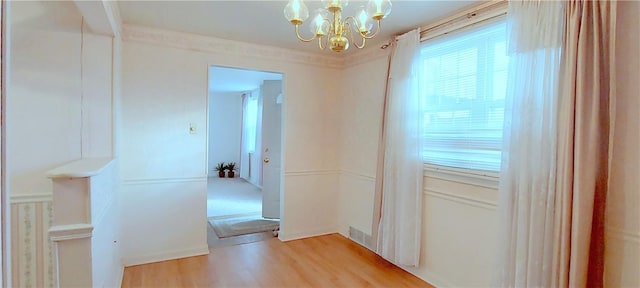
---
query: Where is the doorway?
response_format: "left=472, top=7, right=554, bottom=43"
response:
left=206, top=65, right=283, bottom=246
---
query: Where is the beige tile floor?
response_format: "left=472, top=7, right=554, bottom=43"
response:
left=206, top=177, right=274, bottom=248
left=207, top=177, right=262, bottom=218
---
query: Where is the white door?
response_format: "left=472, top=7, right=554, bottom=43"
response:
left=260, top=80, right=282, bottom=219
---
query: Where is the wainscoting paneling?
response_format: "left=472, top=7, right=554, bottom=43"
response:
left=279, top=171, right=340, bottom=241
left=10, top=195, right=54, bottom=288
left=338, top=171, right=376, bottom=237
left=338, top=169, right=500, bottom=287
left=120, top=178, right=209, bottom=266
left=405, top=181, right=499, bottom=287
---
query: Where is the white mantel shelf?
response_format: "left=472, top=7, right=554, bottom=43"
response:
left=46, top=157, right=114, bottom=178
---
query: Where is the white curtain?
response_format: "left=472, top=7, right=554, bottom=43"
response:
left=254, top=90, right=263, bottom=186
left=240, top=91, right=259, bottom=181
left=376, top=29, right=423, bottom=267
left=497, top=1, right=565, bottom=286
left=498, top=1, right=616, bottom=286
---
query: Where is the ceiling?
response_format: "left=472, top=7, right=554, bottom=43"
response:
left=118, top=0, right=482, bottom=55
left=208, top=66, right=282, bottom=93
left=119, top=1, right=482, bottom=93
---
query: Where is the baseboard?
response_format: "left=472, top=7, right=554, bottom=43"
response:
left=115, top=265, right=124, bottom=287
left=417, top=271, right=452, bottom=288
left=399, top=266, right=453, bottom=288
left=278, top=226, right=338, bottom=242
left=207, top=211, right=261, bottom=220
left=122, top=245, right=210, bottom=267
left=340, top=231, right=450, bottom=288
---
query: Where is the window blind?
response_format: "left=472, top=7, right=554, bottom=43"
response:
left=420, top=19, right=508, bottom=171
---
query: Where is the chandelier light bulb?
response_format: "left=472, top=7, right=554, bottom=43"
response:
left=284, top=0, right=309, bottom=24
left=310, top=10, right=329, bottom=36
left=367, top=0, right=391, bottom=20
left=357, top=8, right=373, bottom=34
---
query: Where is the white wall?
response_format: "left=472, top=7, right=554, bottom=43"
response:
left=9, top=1, right=83, bottom=197
left=7, top=1, right=120, bottom=286
left=338, top=52, right=499, bottom=287
left=121, top=41, right=209, bottom=265
left=338, top=55, right=387, bottom=237
left=8, top=1, right=114, bottom=195
left=120, top=25, right=342, bottom=264
left=208, top=91, right=242, bottom=176
left=606, top=1, right=640, bottom=286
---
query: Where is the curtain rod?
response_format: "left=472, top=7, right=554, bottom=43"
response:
left=420, top=0, right=507, bottom=41
left=381, top=0, right=507, bottom=49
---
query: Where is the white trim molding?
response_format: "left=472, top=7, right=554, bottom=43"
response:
left=424, top=164, right=499, bottom=189
left=102, top=0, right=122, bottom=37
left=341, top=170, right=376, bottom=182
left=284, top=170, right=340, bottom=177
left=122, top=24, right=344, bottom=69
left=341, top=45, right=390, bottom=67
left=279, top=228, right=337, bottom=242
left=46, top=158, right=114, bottom=179
left=122, top=176, right=207, bottom=185
left=424, top=188, right=498, bottom=211
left=48, top=224, right=93, bottom=242
left=122, top=245, right=209, bottom=267
left=10, top=193, right=52, bottom=204
left=606, top=226, right=640, bottom=244
left=402, top=267, right=455, bottom=288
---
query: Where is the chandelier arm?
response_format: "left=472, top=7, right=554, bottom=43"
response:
left=361, top=19, right=382, bottom=39
left=344, top=21, right=367, bottom=49
left=318, top=36, right=326, bottom=49
left=323, top=18, right=333, bottom=49
left=294, top=24, right=316, bottom=42
left=343, top=16, right=382, bottom=40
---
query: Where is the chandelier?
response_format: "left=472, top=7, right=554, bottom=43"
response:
left=284, top=0, right=392, bottom=52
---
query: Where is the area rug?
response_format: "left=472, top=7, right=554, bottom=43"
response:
left=208, top=214, right=280, bottom=238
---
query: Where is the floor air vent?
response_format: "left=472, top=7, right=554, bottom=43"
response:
left=349, top=226, right=373, bottom=250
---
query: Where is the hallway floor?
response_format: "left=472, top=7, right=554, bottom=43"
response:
left=207, top=177, right=262, bottom=218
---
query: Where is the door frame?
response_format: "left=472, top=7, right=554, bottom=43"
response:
left=205, top=63, right=285, bottom=226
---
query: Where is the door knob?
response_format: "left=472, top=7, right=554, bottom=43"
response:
left=263, top=157, right=270, bottom=163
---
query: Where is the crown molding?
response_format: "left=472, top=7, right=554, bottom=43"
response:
left=103, top=0, right=123, bottom=37
left=122, top=24, right=345, bottom=69
left=341, top=45, right=390, bottom=67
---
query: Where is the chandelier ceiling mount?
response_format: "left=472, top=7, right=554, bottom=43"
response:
left=284, top=0, right=392, bottom=52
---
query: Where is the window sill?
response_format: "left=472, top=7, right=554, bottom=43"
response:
left=423, top=163, right=499, bottom=189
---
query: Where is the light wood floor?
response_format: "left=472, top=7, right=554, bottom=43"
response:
left=122, top=233, right=433, bottom=287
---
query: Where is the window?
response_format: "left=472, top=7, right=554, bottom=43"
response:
left=420, top=19, right=508, bottom=172
left=245, top=91, right=259, bottom=153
